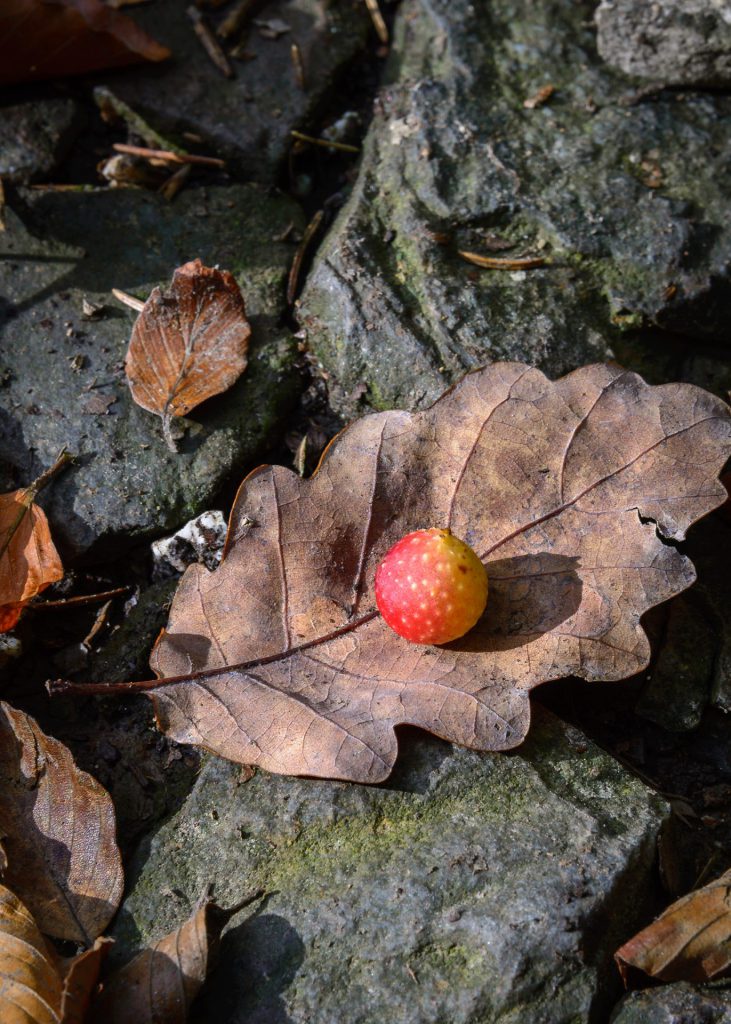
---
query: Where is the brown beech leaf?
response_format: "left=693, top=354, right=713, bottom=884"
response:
left=0, top=453, right=70, bottom=632
left=64, top=364, right=731, bottom=783
left=0, top=702, right=123, bottom=945
left=0, top=883, right=63, bottom=1024
left=0, top=0, right=170, bottom=85
left=60, top=937, right=112, bottom=1024
left=125, top=259, right=251, bottom=452
left=615, top=869, right=731, bottom=986
left=92, top=900, right=233, bottom=1023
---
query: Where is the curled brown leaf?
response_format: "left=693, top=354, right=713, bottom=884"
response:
left=0, top=883, right=63, bottom=1024
left=615, top=868, right=731, bottom=986
left=125, top=259, right=251, bottom=451
left=0, top=0, right=170, bottom=85
left=0, top=703, right=123, bottom=945
left=92, top=900, right=233, bottom=1023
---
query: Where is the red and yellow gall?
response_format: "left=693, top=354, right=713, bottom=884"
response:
left=375, top=527, right=488, bottom=644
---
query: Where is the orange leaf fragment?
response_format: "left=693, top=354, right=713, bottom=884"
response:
left=0, top=455, right=68, bottom=632
left=0, top=0, right=170, bottom=85
left=615, top=868, right=731, bottom=986
left=125, top=259, right=251, bottom=451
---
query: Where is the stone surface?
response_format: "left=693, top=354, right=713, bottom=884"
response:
left=113, top=709, right=667, bottom=1023
left=611, top=982, right=731, bottom=1023
left=0, top=98, right=84, bottom=183
left=299, top=0, right=731, bottom=415
left=636, top=502, right=731, bottom=731
left=596, top=0, right=731, bottom=88
left=0, top=185, right=304, bottom=559
left=104, top=0, right=370, bottom=180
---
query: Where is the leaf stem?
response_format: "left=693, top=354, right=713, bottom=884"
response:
left=47, top=609, right=380, bottom=697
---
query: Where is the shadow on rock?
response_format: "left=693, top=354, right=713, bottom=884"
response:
left=192, top=912, right=304, bottom=1024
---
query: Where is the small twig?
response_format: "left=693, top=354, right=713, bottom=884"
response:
left=363, top=0, right=388, bottom=44
left=47, top=609, right=380, bottom=697
left=82, top=600, right=112, bottom=648
left=0, top=178, right=5, bottom=233
left=188, top=5, right=234, bottom=77
left=458, top=250, right=548, bottom=271
left=159, top=164, right=192, bottom=201
left=112, top=144, right=225, bottom=169
left=290, top=42, right=305, bottom=90
left=34, top=586, right=131, bottom=610
left=217, top=0, right=260, bottom=40
left=290, top=130, right=359, bottom=154
left=94, top=87, right=187, bottom=155
left=0, top=450, right=73, bottom=564
left=287, top=208, right=324, bottom=305
left=112, top=288, right=146, bottom=312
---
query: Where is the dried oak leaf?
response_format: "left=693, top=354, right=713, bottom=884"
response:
left=0, top=882, right=109, bottom=1024
left=0, top=702, right=123, bottom=945
left=0, top=0, right=169, bottom=85
left=615, top=869, right=731, bottom=986
left=125, top=259, right=251, bottom=452
left=92, top=900, right=233, bottom=1023
left=0, top=484, right=63, bottom=633
left=128, top=364, right=729, bottom=782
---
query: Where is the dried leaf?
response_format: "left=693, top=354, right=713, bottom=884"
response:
left=61, top=938, right=112, bottom=1024
left=0, top=703, right=123, bottom=944
left=0, top=0, right=170, bottom=85
left=0, top=883, right=63, bottom=1024
left=0, top=472, right=64, bottom=633
left=92, top=901, right=230, bottom=1023
left=125, top=259, right=251, bottom=451
left=83, top=365, right=731, bottom=782
left=615, top=869, right=731, bottom=985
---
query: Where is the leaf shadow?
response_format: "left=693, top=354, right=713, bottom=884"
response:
left=446, top=552, right=582, bottom=653
left=192, top=913, right=304, bottom=1024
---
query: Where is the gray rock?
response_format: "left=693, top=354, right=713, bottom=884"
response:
left=0, top=98, right=84, bottom=183
left=0, top=185, right=304, bottom=559
left=104, top=0, right=370, bottom=180
left=596, top=0, right=731, bottom=88
left=636, top=504, right=731, bottom=730
left=298, top=0, right=731, bottom=415
left=113, top=709, right=667, bottom=1023
left=611, top=982, right=731, bottom=1023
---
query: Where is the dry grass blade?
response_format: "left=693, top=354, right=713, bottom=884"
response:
left=54, top=364, right=731, bottom=784
left=615, top=868, right=731, bottom=985
left=0, top=703, right=123, bottom=944
left=458, top=250, right=547, bottom=270
left=287, top=208, right=324, bottom=304
left=125, top=259, right=251, bottom=452
left=92, top=900, right=236, bottom=1023
left=0, top=884, right=63, bottom=1024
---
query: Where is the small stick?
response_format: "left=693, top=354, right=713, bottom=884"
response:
left=0, top=178, right=5, bottom=232
left=0, top=450, right=73, bottom=564
left=112, top=288, right=145, bottom=312
left=35, top=586, right=131, bottom=610
left=290, top=42, right=305, bottom=90
left=364, top=0, right=388, bottom=44
left=159, top=164, right=192, bottom=201
left=82, top=600, right=112, bottom=648
left=287, top=208, right=324, bottom=305
left=217, top=0, right=260, bottom=40
left=290, top=130, right=359, bottom=154
left=94, top=87, right=187, bottom=156
left=458, top=250, right=548, bottom=271
left=112, top=144, right=225, bottom=169
left=188, top=5, right=234, bottom=76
